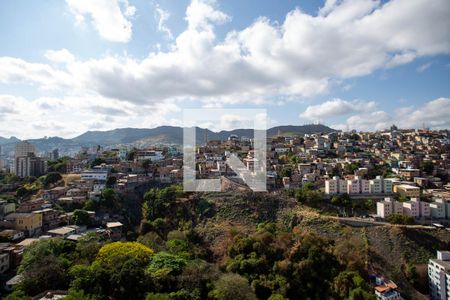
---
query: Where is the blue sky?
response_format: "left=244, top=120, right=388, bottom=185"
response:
left=0, top=0, right=449, bottom=139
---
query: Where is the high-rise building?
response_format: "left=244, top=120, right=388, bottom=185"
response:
left=14, top=141, right=36, bottom=158
left=429, top=251, right=450, bottom=300
left=13, top=141, right=44, bottom=178
left=14, top=154, right=45, bottom=178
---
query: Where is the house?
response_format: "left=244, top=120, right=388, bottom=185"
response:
left=16, top=199, right=46, bottom=213
left=374, top=280, right=403, bottom=300
left=0, top=229, right=24, bottom=241
left=106, top=222, right=123, bottom=241
left=0, top=200, right=15, bottom=217
left=0, top=252, right=10, bottom=274
left=42, top=186, right=68, bottom=201
left=16, top=238, right=39, bottom=248
left=32, top=208, right=60, bottom=231
left=4, top=274, right=23, bottom=292
left=47, top=226, right=77, bottom=239
left=5, top=212, right=42, bottom=236
left=394, top=184, right=420, bottom=198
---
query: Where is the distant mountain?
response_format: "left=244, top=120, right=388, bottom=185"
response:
left=0, top=124, right=336, bottom=154
left=0, top=136, right=20, bottom=145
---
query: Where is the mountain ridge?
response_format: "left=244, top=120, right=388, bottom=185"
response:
left=0, top=124, right=336, bottom=153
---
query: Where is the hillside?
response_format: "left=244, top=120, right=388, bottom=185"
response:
left=193, top=192, right=450, bottom=299
left=0, top=124, right=336, bottom=153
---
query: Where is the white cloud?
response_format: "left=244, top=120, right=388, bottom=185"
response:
left=185, top=0, right=230, bottom=30
left=399, top=97, right=450, bottom=129
left=0, top=94, right=181, bottom=139
left=0, top=57, right=72, bottom=90
left=45, top=49, right=75, bottom=64
left=0, top=0, right=450, bottom=138
left=300, top=98, right=377, bottom=120
left=330, top=97, right=450, bottom=131
left=154, top=4, right=173, bottom=39
left=66, top=0, right=136, bottom=43
left=1, top=0, right=449, bottom=106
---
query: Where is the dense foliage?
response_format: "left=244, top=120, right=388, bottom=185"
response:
left=6, top=186, right=379, bottom=300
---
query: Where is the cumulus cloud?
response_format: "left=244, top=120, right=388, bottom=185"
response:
left=300, top=98, right=377, bottom=120
left=330, top=98, right=450, bottom=131
left=66, top=0, right=136, bottom=42
left=1, top=0, right=450, bottom=137
left=2, top=0, right=448, bottom=107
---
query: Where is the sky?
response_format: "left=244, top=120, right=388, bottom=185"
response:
left=0, top=0, right=449, bottom=139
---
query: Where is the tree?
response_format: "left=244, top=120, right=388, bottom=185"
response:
left=209, top=274, right=257, bottom=300
left=146, top=252, right=188, bottom=277
left=16, top=187, right=29, bottom=198
left=101, top=188, right=117, bottom=208
left=94, top=242, right=154, bottom=266
left=64, top=289, right=96, bottom=300
left=142, top=159, right=151, bottom=174
left=332, top=271, right=374, bottom=299
left=126, top=149, right=137, bottom=161
left=387, top=214, right=415, bottom=225
left=422, top=161, right=434, bottom=175
left=18, top=239, right=75, bottom=295
left=90, top=158, right=106, bottom=168
left=72, top=209, right=91, bottom=226
left=43, top=172, right=62, bottom=187
left=106, top=176, right=117, bottom=188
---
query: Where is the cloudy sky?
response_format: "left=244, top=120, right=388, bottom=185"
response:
left=0, top=0, right=449, bottom=139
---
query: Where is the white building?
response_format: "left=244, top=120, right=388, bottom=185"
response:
left=377, top=200, right=393, bottom=219
left=377, top=198, right=403, bottom=218
left=419, top=201, right=431, bottom=218
left=361, top=178, right=370, bottom=193
left=370, top=177, right=383, bottom=193
left=430, top=199, right=446, bottom=219
left=80, top=169, right=108, bottom=181
left=403, top=198, right=420, bottom=218
left=384, top=179, right=393, bottom=193
left=428, top=251, right=450, bottom=300
left=325, top=177, right=339, bottom=194
left=135, top=150, right=164, bottom=162
left=347, top=178, right=361, bottom=194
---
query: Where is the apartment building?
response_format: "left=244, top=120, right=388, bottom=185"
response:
left=325, top=177, right=339, bottom=194
left=370, top=177, right=384, bottom=193
left=403, top=198, right=420, bottom=218
left=428, top=251, right=450, bottom=300
left=419, top=201, right=431, bottom=217
left=430, top=199, right=446, bottom=219
left=377, top=198, right=403, bottom=218
left=325, top=175, right=393, bottom=195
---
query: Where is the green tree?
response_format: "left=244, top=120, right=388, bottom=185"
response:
left=72, top=209, right=91, bottom=226
left=209, top=273, right=257, bottom=300
left=43, top=172, right=62, bottom=187
left=106, top=176, right=117, bottom=188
